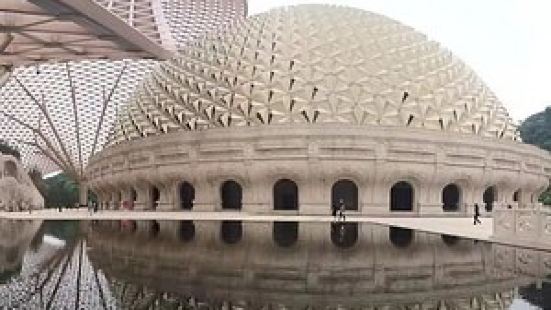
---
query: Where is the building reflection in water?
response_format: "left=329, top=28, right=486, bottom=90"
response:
left=1, top=219, right=551, bottom=309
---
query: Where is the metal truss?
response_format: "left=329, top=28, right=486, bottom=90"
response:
left=0, top=0, right=247, bottom=178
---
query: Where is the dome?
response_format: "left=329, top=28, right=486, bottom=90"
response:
left=110, top=4, right=518, bottom=144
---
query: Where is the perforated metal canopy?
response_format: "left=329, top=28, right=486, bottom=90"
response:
left=0, top=0, right=247, bottom=180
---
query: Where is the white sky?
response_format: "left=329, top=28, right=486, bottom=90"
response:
left=248, top=0, right=551, bottom=121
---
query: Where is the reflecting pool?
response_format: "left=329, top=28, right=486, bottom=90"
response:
left=1, top=219, right=550, bottom=309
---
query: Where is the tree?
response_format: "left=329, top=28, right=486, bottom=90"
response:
left=43, top=173, right=79, bottom=208
left=0, top=140, right=21, bottom=160
left=519, top=107, right=551, bottom=151
left=519, top=107, right=551, bottom=205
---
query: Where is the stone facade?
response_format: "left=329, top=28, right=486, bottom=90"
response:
left=87, top=5, right=551, bottom=215
left=86, top=124, right=551, bottom=215
left=0, top=154, right=44, bottom=211
left=493, top=204, right=551, bottom=248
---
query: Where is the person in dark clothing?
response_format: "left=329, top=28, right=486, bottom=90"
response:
left=331, top=203, right=337, bottom=221
left=473, top=203, right=482, bottom=225
left=338, top=199, right=346, bottom=222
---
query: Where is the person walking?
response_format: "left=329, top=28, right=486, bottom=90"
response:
left=338, top=198, right=346, bottom=222
left=473, top=203, right=482, bottom=225
left=331, top=203, right=338, bottom=221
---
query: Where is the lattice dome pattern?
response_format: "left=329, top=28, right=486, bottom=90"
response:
left=0, top=0, right=247, bottom=177
left=111, top=5, right=519, bottom=145
left=0, top=60, right=156, bottom=175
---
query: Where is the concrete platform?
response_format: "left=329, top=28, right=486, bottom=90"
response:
left=1, top=208, right=491, bottom=237
left=3, top=208, right=550, bottom=251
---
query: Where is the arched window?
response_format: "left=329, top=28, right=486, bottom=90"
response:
left=331, top=179, right=358, bottom=211
left=115, top=192, right=122, bottom=210
left=513, top=190, right=521, bottom=203
left=221, top=180, right=242, bottom=210
left=389, top=227, right=414, bottom=248
left=131, top=188, right=137, bottom=202
left=273, top=179, right=298, bottom=210
left=150, top=186, right=160, bottom=210
left=220, top=220, right=242, bottom=244
left=273, top=221, right=298, bottom=247
left=390, top=181, right=414, bottom=211
left=442, top=183, right=461, bottom=211
left=4, top=161, right=17, bottom=179
left=483, top=186, right=497, bottom=212
left=330, top=222, right=358, bottom=248
left=179, top=182, right=195, bottom=210
left=179, top=220, right=195, bottom=242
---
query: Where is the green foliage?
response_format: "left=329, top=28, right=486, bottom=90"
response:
left=519, top=107, right=551, bottom=151
left=44, top=173, right=79, bottom=208
left=0, top=140, right=21, bottom=160
left=541, top=187, right=551, bottom=206
left=519, top=107, right=551, bottom=205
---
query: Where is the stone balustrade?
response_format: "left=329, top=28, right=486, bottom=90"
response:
left=493, top=203, right=551, bottom=248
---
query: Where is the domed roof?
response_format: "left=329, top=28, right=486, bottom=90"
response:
left=109, top=4, right=518, bottom=144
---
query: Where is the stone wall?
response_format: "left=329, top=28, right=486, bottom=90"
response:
left=0, top=154, right=44, bottom=211
left=86, top=124, right=551, bottom=216
left=493, top=203, right=551, bottom=248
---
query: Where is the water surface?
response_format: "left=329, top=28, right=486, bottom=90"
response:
left=0, top=219, right=550, bottom=309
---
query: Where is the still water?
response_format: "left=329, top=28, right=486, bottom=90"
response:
left=0, top=219, right=550, bottom=309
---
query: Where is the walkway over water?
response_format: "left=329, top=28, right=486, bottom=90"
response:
left=2, top=209, right=491, bottom=238
left=3, top=208, right=550, bottom=251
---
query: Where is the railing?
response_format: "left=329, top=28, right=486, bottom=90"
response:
left=493, top=203, right=551, bottom=246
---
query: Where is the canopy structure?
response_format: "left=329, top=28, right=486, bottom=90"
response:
left=0, top=0, right=247, bottom=180
left=0, top=0, right=175, bottom=66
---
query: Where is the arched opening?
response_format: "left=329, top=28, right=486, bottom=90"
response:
left=4, top=161, right=17, bottom=178
left=150, top=186, right=160, bottom=210
left=442, top=183, right=461, bottom=211
left=149, top=220, right=160, bottom=238
left=389, top=227, right=414, bottom=248
left=513, top=190, right=521, bottom=203
left=330, top=222, right=358, bottom=248
left=179, top=182, right=195, bottom=210
left=273, top=221, right=298, bottom=247
left=331, top=179, right=358, bottom=211
left=178, top=221, right=195, bottom=242
left=221, top=180, right=242, bottom=210
left=441, top=234, right=460, bottom=246
left=483, top=186, right=497, bottom=212
left=220, top=220, right=242, bottom=244
left=131, top=188, right=137, bottom=202
left=273, top=179, right=298, bottom=210
left=390, top=181, right=414, bottom=211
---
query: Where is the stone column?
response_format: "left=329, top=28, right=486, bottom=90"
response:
left=134, top=185, right=150, bottom=210
left=157, top=181, right=177, bottom=211
left=193, top=179, right=215, bottom=212
left=78, top=182, right=88, bottom=207
left=243, top=172, right=271, bottom=214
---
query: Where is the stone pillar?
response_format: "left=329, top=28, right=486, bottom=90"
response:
left=157, top=181, right=177, bottom=211
left=79, top=182, right=88, bottom=207
left=243, top=173, right=271, bottom=214
left=134, top=185, right=150, bottom=210
left=193, top=180, right=215, bottom=212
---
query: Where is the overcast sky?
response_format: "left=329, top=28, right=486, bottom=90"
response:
left=248, top=0, right=551, bottom=121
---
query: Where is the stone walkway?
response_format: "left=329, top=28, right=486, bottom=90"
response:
left=1, top=208, right=493, bottom=241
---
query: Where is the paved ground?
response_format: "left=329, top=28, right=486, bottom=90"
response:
left=1, top=208, right=493, bottom=240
